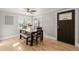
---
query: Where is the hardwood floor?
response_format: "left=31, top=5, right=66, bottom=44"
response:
left=0, top=36, right=79, bottom=51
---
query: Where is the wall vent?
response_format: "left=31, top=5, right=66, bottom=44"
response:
left=5, top=16, right=14, bottom=25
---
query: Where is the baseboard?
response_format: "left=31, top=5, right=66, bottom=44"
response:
left=75, top=43, right=79, bottom=47
left=0, top=34, right=19, bottom=40
left=44, top=34, right=57, bottom=40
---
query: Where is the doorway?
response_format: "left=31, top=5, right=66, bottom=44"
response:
left=57, top=10, right=75, bottom=45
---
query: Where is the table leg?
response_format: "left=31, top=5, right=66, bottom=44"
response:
left=20, top=35, right=21, bottom=39
left=40, top=31, right=43, bottom=42
left=30, top=33, right=33, bottom=46
left=26, top=38, right=28, bottom=45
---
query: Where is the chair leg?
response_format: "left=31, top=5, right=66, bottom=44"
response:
left=20, top=35, right=21, bottom=39
left=26, top=39, right=28, bottom=45
left=40, top=31, right=43, bottom=42
left=36, top=38, right=38, bottom=45
left=30, top=38, right=33, bottom=46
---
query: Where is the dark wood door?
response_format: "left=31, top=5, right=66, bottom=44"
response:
left=57, top=10, right=75, bottom=45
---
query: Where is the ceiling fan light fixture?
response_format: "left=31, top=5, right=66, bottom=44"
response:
left=24, top=8, right=36, bottom=16
left=25, top=12, right=32, bottom=16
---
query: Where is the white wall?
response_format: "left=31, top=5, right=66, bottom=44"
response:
left=75, top=8, right=79, bottom=47
left=0, top=11, right=20, bottom=40
left=0, top=11, right=33, bottom=40
left=78, top=9, right=79, bottom=44
left=39, top=11, right=57, bottom=38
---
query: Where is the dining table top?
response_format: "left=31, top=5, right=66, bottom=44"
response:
left=20, top=28, right=37, bottom=33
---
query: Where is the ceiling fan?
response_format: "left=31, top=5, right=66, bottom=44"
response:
left=24, top=8, right=36, bottom=14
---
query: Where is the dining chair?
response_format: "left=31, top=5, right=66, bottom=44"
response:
left=36, top=27, right=43, bottom=44
left=26, top=27, right=43, bottom=46
left=26, top=31, right=37, bottom=46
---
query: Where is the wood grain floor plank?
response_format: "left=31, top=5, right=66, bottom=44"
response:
left=0, top=37, right=79, bottom=51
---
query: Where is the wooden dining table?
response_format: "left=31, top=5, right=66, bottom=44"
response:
left=20, top=28, right=43, bottom=46
left=20, top=28, right=37, bottom=46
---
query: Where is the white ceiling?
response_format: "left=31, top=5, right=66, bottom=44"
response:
left=31, top=8, right=60, bottom=15
left=0, top=8, right=26, bottom=14
left=0, top=8, right=64, bottom=16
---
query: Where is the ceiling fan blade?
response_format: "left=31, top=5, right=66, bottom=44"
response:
left=31, top=10, right=36, bottom=12
left=23, top=8, right=36, bottom=16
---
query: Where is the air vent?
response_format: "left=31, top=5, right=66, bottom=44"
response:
left=5, top=16, right=14, bottom=25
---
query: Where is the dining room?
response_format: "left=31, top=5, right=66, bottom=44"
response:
left=0, top=8, right=79, bottom=51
